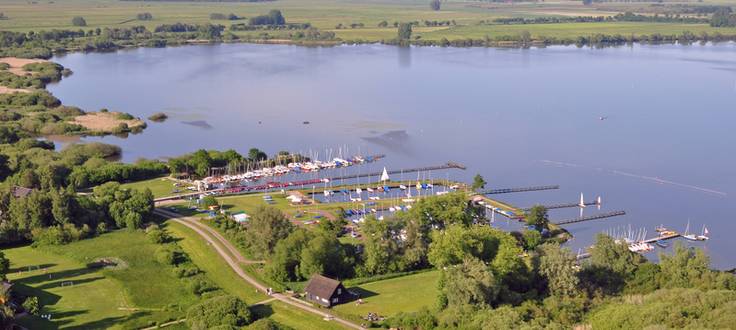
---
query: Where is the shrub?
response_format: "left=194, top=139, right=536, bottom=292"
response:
left=147, top=113, right=168, bottom=122
left=72, top=17, right=86, bottom=27
left=147, top=228, right=168, bottom=244
left=157, top=249, right=175, bottom=265
left=0, top=63, right=9, bottom=70
left=116, top=112, right=134, bottom=120
left=187, top=295, right=251, bottom=328
left=22, top=297, right=40, bottom=315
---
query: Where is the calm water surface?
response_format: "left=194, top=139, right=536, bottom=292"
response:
left=47, top=42, right=736, bottom=269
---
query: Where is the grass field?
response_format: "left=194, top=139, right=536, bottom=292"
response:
left=332, top=271, right=440, bottom=318
left=0, top=0, right=734, bottom=42
left=4, top=245, right=131, bottom=330
left=251, top=301, right=352, bottom=330
left=163, top=220, right=267, bottom=304
left=37, top=230, right=199, bottom=310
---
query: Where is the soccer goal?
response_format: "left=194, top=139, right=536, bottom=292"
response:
left=61, top=282, right=73, bottom=289
left=28, top=265, right=40, bottom=272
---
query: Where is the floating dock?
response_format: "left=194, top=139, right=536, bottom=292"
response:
left=552, top=210, right=626, bottom=225
left=521, top=200, right=598, bottom=211
left=477, top=185, right=559, bottom=195
left=325, top=162, right=466, bottom=182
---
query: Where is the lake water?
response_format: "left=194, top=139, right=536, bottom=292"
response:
left=47, top=42, right=736, bottom=269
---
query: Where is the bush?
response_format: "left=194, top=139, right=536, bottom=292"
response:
left=187, top=295, right=251, bottom=328
left=22, top=296, right=40, bottom=315
left=0, top=63, right=9, bottom=70
left=156, top=248, right=175, bottom=265
left=148, top=228, right=168, bottom=244
left=72, top=17, right=86, bottom=27
left=148, top=113, right=168, bottom=122
left=116, top=112, right=135, bottom=120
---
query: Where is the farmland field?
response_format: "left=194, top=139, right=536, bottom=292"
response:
left=0, top=0, right=734, bottom=42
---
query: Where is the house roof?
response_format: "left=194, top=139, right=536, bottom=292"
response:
left=304, top=274, right=342, bottom=299
left=2, top=282, right=12, bottom=291
left=12, top=186, right=32, bottom=198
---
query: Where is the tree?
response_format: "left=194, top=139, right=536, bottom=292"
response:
left=430, top=0, right=441, bottom=11
left=525, top=205, right=549, bottom=229
left=658, top=241, right=712, bottom=289
left=378, top=20, right=388, bottom=28
left=441, top=257, right=499, bottom=307
left=95, top=27, right=101, bottom=35
left=263, top=229, right=313, bottom=282
left=523, top=230, right=542, bottom=251
left=398, top=22, right=412, bottom=40
left=522, top=30, right=531, bottom=43
left=72, top=17, right=87, bottom=27
left=187, top=295, right=251, bottom=329
left=191, top=149, right=212, bottom=177
left=0, top=251, right=9, bottom=281
left=201, top=195, right=218, bottom=209
left=582, top=0, right=592, bottom=5
left=244, top=205, right=292, bottom=259
left=472, top=174, right=487, bottom=190
left=22, top=297, right=40, bottom=316
left=538, top=243, right=579, bottom=297
left=268, top=10, right=286, bottom=25
left=248, top=148, right=267, bottom=161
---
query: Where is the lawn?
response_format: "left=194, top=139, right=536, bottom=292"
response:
left=36, top=230, right=199, bottom=310
left=120, top=176, right=186, bottom=199
left=332, top=271, right=440, bottom=318
left=251, top=301, right=352, bottom=330
left=4, top=245, right=131, bottom=330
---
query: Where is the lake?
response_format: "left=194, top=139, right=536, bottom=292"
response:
left=47, top=42, right=736, bottom=269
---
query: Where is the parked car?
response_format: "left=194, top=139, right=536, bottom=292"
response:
left=169, top=207, right=179, bottom=212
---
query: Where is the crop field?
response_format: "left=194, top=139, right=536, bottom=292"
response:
left=333, top=271, right=440, bottom=318
left=1, top=0, right=734, bottom=42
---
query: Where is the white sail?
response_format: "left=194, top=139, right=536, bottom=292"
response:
left=579, top=193, right=586, bottom=208
left=380, top=167, right=390, bottom=182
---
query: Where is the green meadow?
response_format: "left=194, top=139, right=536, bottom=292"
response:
left=1, top=0, right=734, bottom=42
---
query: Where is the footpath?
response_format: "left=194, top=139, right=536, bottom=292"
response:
left=153, top=209, right=362, bottom=329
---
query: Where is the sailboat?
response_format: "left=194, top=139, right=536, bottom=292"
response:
left=579, top=193, right=586, bottom=208
left=697, top=225, right=709, bottom=241
left=683, top=219, right=697, bottom=241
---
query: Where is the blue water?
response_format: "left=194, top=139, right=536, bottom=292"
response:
left=47, top=42, right=736, bottom=269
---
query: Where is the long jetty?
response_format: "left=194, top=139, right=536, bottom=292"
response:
left=552, top=210, right=626, bottom=225
left=325, top=162, right=466, bottom=182
left=477, top=185, right=558, bottom=195
left=521, top=200, right=598, bottom=211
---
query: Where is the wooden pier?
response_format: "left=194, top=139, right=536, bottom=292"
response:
left=552, top=210, right=626, bottom=225
left=325, top=162, right=466, bottom=182
left=576, top=232, right=683, bottom=260
left=477, top=185, right=559, bottom=195
left=521, top=200, right=598, bottom=211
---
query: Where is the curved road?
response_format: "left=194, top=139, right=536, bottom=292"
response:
left=153, top=209, right=361, bottom=329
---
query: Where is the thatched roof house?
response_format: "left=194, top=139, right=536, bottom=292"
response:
left=303, top=274, right=350, bottom=307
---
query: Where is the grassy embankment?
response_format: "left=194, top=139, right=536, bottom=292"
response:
left=1, top=0, right=735, bottom=43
